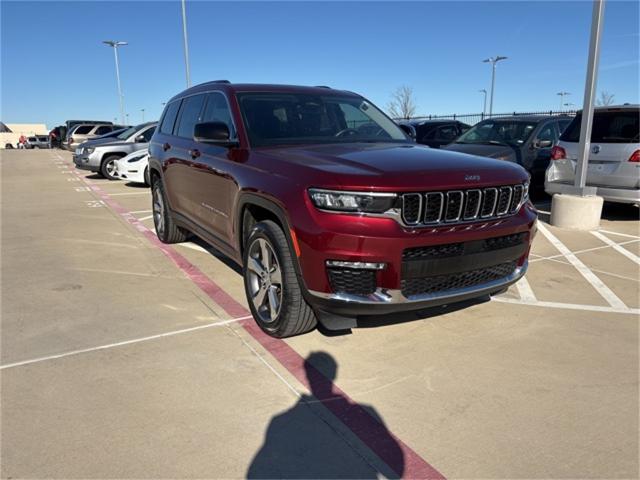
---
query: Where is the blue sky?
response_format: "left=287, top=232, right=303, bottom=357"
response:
left=2, top=1, right=638, bottom=128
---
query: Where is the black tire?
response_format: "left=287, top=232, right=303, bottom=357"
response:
left=151, top=179, right=188, bottom=244
left=143, top=167, right=150, bottom=187
left=100, top=155, right=121, bottom=180
left=243, top=220, right=317, bottom=338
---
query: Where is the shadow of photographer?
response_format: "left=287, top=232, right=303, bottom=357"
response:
left=247, top=351, right=404, bottom=479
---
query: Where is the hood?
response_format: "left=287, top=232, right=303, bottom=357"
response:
left=254, top=142, right=528, bottom=191
left=443, top=142, right=518, bottom=161
left=79, top=136, right=126, bottom=148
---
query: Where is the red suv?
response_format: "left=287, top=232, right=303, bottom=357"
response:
left=149, top=82, right=536, bottom=338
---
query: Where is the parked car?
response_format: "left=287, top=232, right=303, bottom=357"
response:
left=65, top=120, right=112, bottom=133
left=545, top=104, right=639, bottom=204
left=73, top=122, right=157, bottom=179
left=148, top=82, right=535, bottom=338
left=443, top=116, right=572, bottom=187
left=65, top=123, right=121, bottom=150
left=25, top=135, right=50, bottom=149
left=400, top=119, right=470, bottom=148
left=114, top=150, right=150, bottom=185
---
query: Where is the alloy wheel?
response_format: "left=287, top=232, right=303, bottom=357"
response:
left=247, top=238, right=283, bottom=323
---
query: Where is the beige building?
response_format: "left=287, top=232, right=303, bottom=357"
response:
left=1, top=123, right=49, bottom=148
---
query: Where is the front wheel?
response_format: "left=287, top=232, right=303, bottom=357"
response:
left=243, top=220, right=317, bottom=338
left=100, top=155, right=120, bottom=180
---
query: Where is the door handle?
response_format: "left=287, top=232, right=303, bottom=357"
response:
left=162, top=142, right=171, bottom=151
left=189, top=149, right=201, bottom=159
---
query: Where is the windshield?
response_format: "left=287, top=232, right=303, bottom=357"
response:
left=237, top=93, right=409, bottom=147
left=456, top=120, right=537, bottom=146
left=116, top=126, right=138, bottom=140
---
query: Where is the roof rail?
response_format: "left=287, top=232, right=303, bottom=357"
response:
left=315, top=85, right=331, bottom=89
left=211, top=80, right=231, bottom=84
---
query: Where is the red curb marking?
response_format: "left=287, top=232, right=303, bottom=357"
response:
left=74, top=164, right=445, bottom=479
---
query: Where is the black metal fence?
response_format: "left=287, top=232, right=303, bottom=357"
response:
left=399, top=109, right=577, bottom=126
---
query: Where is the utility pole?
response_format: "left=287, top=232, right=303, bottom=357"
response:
left=557, top=91, right=571, bottom=110
left=102, top=40, right=128, bottom=125
left=181, top=0, right=192, bottom=87
left=482, top=56, right=508, bottom=116
left=479, top=89, right=487, bottom=119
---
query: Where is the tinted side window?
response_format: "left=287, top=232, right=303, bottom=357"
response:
left=95, top=126, right=112, bottom=135
left=74, top=126, right=93, bottom=135
left=536, top=123, right=555, bottom=142
left=141, top=126, right=156, bottom=142
left=435, top=125, right=458, bottom=141
left=176, top=94, right=206, bottom=138
left=561, top=111, right=639, bottom=143
left=160, top=101, right=181, bottom=135
left=202, top=93, right=235, bottom=136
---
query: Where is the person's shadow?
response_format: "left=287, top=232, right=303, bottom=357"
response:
left=247, top=352, right=404, bottom=479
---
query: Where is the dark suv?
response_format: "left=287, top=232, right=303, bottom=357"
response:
left=149, top=82, right=536, bottom=338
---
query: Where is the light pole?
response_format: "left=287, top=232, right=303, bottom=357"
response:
left=181, top=0, right=192, bottom=87
left=103, top=40, right=128, bottom=125
left=482, top=55, right=508, bottom=116
left=125, top=113, right=130, bottom=125
left=141, top=108, right=145, bottom=122
left=479, top=89, right=487, bottom=118
left=557, top=91, right=571, bottom=110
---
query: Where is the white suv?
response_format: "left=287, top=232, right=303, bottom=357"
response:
left=545, top=104, right=639, bottom=204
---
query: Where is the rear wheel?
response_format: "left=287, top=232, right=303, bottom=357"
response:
left=243, top=220, right=317, bottom=338
left=151, top=179, right=188, bottom=243
left=143, top=167, right=150, bottom=187
left=100, top=155, right=120, bottom=180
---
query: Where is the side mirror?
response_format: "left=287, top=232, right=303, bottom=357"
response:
left=398, top=124, right=416, bottom=141
left=135, top=135, right=146, bottom=143
left=193, top=122, right=238, bottom=146
left=534, top=139, right=553, bottom=148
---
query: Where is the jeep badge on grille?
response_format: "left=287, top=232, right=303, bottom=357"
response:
left=465, top=174, right=481, bottom=181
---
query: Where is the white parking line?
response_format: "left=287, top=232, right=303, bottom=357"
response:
left=599, top=229, right=640, bottom=240
left=107, top=191, right=150, bottom=196
left=0, top=315, right=253, bottom=370
left=530, top=239, right=639, bottom=263
left=138, top=214, right=153, bottom=221
left=129, top=209, right=152, bottom=214
left=537, top=223, right=627, bottom=310
left=591, top=231, right=640, bottom=265
left=493, top=296, right=639, bottom=316
left=515, top=277, right=536, bottom=301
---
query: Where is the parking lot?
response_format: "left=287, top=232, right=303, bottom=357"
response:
left=1, top=148, right=638, bottom=478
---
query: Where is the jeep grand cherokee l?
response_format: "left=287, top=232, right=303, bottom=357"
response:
left=149, top=82, right=536, bottom=338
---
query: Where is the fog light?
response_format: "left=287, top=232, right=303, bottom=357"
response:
left=326, top=260, right=386, bottom=270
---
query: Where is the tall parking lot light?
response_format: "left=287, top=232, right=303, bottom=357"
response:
left=557, top=91, right=571, bottom=110
left=479, top=89, right=487, bottom=118
left=103, top=40, right=127, bottom=125
left=550, top=0, right=605, bottom=231
left=482, top=56, right=507, bottom=116
left=181, top=0, right=192, bottom=87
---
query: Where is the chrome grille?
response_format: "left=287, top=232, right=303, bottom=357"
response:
left=401, top=184, right=526, bottom=226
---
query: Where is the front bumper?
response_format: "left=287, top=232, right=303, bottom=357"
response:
left=292, top=197, right=537, bottom=317
left=545, top=181, right=640, bottom=204
left=73, top=151, right=100, bottom=172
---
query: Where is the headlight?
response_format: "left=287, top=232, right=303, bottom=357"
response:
left=75, top=147, right=83, bottom=154
left=309, top=188, right=397, bottom=213
left=127, top=154, right=145, bottom=163
left=85, top=147, right=95, bottom=154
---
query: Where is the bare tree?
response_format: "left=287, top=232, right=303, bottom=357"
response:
left=596, top=90, right=615, bottom=106
left=387, top=86, right=417, bottom=119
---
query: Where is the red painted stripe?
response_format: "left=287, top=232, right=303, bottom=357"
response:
left=75, top=165, right=445, bottom=479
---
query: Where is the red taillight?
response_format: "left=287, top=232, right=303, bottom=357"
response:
left=629, top=150, right=640, bottom=162
left=551, top=146, right=566, bottom=160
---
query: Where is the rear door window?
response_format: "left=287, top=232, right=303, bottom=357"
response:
left=74, top=126, right=93, bottom=135
left=95, top=125, right=112, bottom=135
left=176, top=94, right=206, bottom=139
left=159, top=100, right=181, bottom=135
left=561, top=111, right=639, bottom=143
